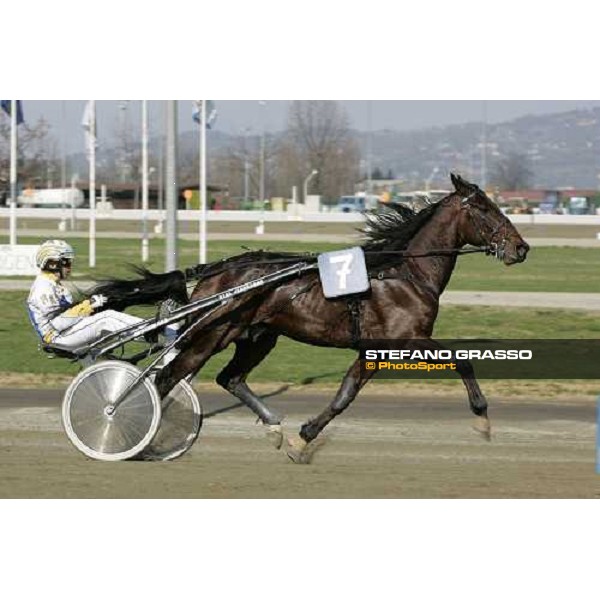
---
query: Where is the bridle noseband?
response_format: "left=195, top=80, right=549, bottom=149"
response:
left=460, top=191, right=510, bottom=261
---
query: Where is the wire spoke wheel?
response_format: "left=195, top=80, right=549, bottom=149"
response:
left=62, top=361, right=161, bottom=461
left=139, top=379, right=203, bottom=461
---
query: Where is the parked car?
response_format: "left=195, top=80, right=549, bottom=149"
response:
left=336, top=194, right=379, bottom=213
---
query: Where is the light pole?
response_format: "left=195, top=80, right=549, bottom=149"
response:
left=366, top=100, right=373, bottom=199
left=141, top=100, right=149, bottom=262
left=480, top=100, right=487, bottom=190
left=425, top=166, right=439, bottom=193
left=242, top=127, right=251, bottom=206
left=303, top=169, right=318, bottom=204
left=258, top=101, right=266, bottom=205
left=256, top=101, right=267, bottom=234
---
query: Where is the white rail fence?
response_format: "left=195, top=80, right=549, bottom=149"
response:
left=3, top=207, right=600, bottom=226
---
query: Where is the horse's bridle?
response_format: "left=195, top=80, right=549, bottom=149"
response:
left=460, top=190, right=510, bottom=261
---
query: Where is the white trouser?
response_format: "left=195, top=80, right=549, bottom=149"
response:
left=53, top=310, right=144, bottom=349
left=53, top=310, right=181, bottom=366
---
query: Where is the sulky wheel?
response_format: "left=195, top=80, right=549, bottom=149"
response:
left=139, top=379, right=203, bottom=461
left=62, top=361, right=162, bottom=461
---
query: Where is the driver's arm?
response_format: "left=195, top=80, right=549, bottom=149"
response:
left=62, top=299, right=94, bottom=317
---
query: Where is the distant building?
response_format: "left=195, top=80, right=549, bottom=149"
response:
left=495, top=188, right=599, bottom=214
left=75, top=182, right=228, bottom=209
left=355, top=179, right=405, bottom=197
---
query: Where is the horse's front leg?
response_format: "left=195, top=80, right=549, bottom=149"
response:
left=453, top=357, right=491, bottom=440
left=286, top=357, right=374, bottom=464
left=405, top=338, right=491, bottom=440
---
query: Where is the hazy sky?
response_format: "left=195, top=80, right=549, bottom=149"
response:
left=17, top=100, right=600, bottom=154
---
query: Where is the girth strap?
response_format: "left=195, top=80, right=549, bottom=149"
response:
left=347, top=298, right=362, bottom=349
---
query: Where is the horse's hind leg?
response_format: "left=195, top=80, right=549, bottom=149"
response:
left=216, top=331, right=284, bottom=448
left=155, top=323, right=245, bottom=400
left=287, top=357, right=374, bottom=463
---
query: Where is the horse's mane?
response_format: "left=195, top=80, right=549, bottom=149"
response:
left=185, top=199, right=446, bottom=281
left=361, top=201, right=440, bottom=249
left=359, top=200, right=443, bottom=270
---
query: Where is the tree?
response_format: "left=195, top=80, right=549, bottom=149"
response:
left=0, top=115, right=59, bottom=193
left=279, top=101, right=359, bottom=202
left=489, top=152, right=533, bottom=190
left=212, top=130, right=277, bottom=204
left=371, top=167, right=384, bottom=180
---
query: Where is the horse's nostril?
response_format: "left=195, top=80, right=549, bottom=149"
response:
left=517, top=243, right=529, bottom=258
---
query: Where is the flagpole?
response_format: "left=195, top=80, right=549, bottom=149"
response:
left=200, top=100, right=207, bottom=264
left=60, top=100, right=67, bottom=231
left=141, top=100, right=149, bottom=262
left=89, top=100, right=96, bottom=268
left=9, top=100, right=17, bottom=246
left=165, top=100, right=178, bottom=271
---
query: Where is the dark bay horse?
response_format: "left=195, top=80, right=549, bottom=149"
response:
left=91, top=174, right=529, bottom=462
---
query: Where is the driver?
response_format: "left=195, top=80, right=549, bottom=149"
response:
left=27, top=239, right=154, bottom=351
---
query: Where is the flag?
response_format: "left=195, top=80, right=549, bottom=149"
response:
left=1, top=100, right=24, bottom=125
left=192, top=100, right=217, bottom=129
left=81, top=101, right=97, bottom=160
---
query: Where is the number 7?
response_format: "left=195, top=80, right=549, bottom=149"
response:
left=330, top=253, right=353, bottom=290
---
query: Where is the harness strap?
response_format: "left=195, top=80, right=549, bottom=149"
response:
left=372, top=269, right=414, bottom=282
left=184, top=255, right=318, bottom=282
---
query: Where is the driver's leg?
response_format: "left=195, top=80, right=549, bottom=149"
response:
left=53, top=311, right=143, bottom=349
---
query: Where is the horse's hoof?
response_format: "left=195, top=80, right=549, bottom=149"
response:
left=472, top=416, right=492, bottom=441
left=285, top=435, right=311, bottom=464
left=264, top=424, right=284, bottom=450
left=285, top=435, right=327, bottom=464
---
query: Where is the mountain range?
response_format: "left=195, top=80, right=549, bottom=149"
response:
left=68, top=106, right=600, bottom=190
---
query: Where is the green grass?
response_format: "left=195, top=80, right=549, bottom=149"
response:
left=5, top=236, right=600, bottom=292
left=447, top=247, right=600, bottom=293
left=7, top=236, right=342, bottom=282
left=3, top=288, right=598, bottom=381
left=3, top=234, right=599, bottom=382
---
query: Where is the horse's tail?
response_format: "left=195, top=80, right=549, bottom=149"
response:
left=87, top=266, right=189, bottom=311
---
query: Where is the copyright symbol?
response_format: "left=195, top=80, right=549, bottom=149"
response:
left=365, top=362, right=376, bottom=370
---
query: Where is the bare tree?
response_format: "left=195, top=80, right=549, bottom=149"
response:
left=280, top=101, right=359, bottom=202
left=200, top=102, right=359, bottom=206
left=0, top=115, right=59, bottom=192
left=489, top=152, right=534, bottom=190
left=212, top=131, right=277, bottom=204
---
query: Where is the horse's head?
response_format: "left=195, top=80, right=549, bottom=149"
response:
left=449, top=173, right=529, bottom=265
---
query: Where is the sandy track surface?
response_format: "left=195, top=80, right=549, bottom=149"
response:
left=0, top=388, right=596, bottom=499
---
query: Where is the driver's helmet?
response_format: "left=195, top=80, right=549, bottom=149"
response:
left=35, top=239, right=75, bottom=271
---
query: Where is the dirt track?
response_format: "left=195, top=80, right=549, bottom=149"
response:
left=0, top=387, right=597, bottom=498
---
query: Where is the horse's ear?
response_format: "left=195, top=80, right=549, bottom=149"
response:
left=450, top=173, right=474, bottom=195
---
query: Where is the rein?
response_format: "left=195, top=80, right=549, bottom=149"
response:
left=364, top=245, right=490, bottom=258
